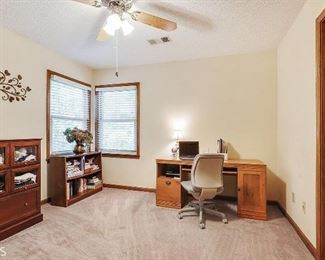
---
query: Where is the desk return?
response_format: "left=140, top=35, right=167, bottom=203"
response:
left=156, top=158, right=267, bottom=220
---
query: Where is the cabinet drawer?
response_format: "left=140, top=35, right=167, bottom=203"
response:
left=156, top=176, right=181, bottom=208
left=0, top=189, right=39, bottom=227
left=239, top=165, right=266, bottom=174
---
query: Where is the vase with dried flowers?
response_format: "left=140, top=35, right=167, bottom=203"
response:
left=63, top=127, right=93, bottom=154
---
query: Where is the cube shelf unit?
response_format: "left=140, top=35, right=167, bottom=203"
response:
left=0, top=139, right=43, bottom=241
left=49, top=151, right=103, bottom=207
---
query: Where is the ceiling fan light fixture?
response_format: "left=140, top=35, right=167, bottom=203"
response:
left=103, top=23, right=116, bottom=36
left=121, top=20, right=134, bottom=36
left=103, top=13, right=122, bottom=35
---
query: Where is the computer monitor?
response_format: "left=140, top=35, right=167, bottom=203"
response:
left=179, top=141, right=199, bottom=159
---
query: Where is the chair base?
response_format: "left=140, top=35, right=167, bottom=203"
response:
left=178, top=200, right=228, bottom=229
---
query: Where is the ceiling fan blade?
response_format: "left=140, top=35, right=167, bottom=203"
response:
left=131, top=11, right=177, bottom=31
left=146, top=2, right=213, bottom=31
left=72, top=0, right=102, bottom=7
left=96, top=28, right=110, bottom=41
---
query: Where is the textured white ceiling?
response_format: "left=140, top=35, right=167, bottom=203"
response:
left=0, top=0, right=306, bottom=69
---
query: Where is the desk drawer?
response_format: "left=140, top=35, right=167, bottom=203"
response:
left=0, top=188, right=39, bottom=227
left=156, top=176, right=181, bottom=208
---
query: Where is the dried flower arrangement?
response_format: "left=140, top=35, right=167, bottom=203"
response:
left=63, top=127, right=93, bottom=154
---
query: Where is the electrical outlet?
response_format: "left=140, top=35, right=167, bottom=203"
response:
left=292, top=192, right=295, bottom=203
left=302, top=202, right=306, bottom=214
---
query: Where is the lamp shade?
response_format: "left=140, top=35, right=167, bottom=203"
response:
left=121, top=20, right=134, bottom=36
left=103, top=13, right=122, bottom=36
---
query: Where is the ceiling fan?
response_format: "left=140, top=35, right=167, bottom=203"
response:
left=74, top=0, right=177, bottom=41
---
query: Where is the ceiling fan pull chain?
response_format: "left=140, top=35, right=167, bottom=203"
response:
left=115, top=31, right=119, bottom=77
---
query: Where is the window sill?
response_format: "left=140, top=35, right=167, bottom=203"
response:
left=102, top=153, right=140, bottom=159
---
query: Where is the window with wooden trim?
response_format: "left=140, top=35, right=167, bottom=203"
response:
left=47, top=71, right=91, bottom=157
left=95, top=83, right=140, bottom=158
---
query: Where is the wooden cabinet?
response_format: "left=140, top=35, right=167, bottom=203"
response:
left=237, top=165, right=266, bottom=220
left=156, top=176, right=183, bottom=208
left=0, top=139, right=42, bottom=241
left=156, top=158, right=267, bottom=221
left=49, top=152, right=103, bottom=207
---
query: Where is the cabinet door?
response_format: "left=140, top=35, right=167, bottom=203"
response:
left=11, top=140, right=40, bottom=167
left=0, top=171, right=10, bottom=198
left=0, top=142, right=10, bottom=170
left=237, top=165, right=267, bottom=220
left=11, top=165, right=40, bottom=193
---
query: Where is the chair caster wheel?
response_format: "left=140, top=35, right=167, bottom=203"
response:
left=178, top=214, right=183, bottom=220
left=222, top=219, right=228, bottom=224
left=199, top=223, right=205, bottom=229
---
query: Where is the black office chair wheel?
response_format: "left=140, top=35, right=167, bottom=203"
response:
left=222, top=219, right=228, bottom=224
left=178, top=213, right=183, bottom=220
left=199, top=223, right=205, bottom=229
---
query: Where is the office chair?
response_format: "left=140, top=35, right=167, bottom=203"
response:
left=178, top=154, right=228, bottom=229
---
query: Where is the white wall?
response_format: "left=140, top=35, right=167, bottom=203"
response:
left=94, top=50, right=278, bottom=200
left=277, top=0, right=325, bottom=247
left=0, top=27, right=92, bottom=199
left=0, top=27, right=278, bottom=201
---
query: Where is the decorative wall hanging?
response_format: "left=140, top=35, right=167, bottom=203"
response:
left=0, top=69, right=31, bottom=102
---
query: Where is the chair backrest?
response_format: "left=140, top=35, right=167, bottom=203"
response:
left=191, top=154, right=224, bottom=189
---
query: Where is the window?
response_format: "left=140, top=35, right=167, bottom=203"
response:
left=95, top=83, right=140, bottom=158
left=47, top=71, right=91, bottom=157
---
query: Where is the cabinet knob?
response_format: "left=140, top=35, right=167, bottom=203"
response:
left=166, top=181, right=171, bottom=186
left=24, top=202, right=29, bottom=207
left=237, top=188, right=241, bottom=192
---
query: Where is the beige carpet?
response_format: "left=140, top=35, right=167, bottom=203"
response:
left=1, top=188, right=313, bottom=260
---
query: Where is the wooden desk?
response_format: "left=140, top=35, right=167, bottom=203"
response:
left=156, top=157, right=267, bottom=220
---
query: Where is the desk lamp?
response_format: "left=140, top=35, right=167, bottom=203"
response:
left=171, top=130, right=183, bottom=157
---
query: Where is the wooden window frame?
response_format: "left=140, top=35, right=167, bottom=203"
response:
left=46, top=70, right=91, bottom=160
left=316, top=8, right=325, bottom=260
left=95, top=82, right=140, bottom=159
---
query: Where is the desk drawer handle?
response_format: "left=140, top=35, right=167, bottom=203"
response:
left=166, top=181, right=171, bottom=186
left=24, top=202, right=29, bottom=207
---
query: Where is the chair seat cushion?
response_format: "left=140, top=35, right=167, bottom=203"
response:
left=181, top=181, right=224, bottom=198
left=181, top=181, right=200, bottom=196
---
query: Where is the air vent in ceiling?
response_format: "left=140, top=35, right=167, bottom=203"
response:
left=147, top=37, right=171, bottom=45
left=148, top=39, right=158, bottom=45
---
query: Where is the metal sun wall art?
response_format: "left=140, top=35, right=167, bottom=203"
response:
left=0, top=69, right=31, bottom=102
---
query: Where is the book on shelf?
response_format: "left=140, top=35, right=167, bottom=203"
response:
left=87, top=181, right=102, bottom=190
left=67, top=176, right=102, bottom=199
left=66, top=182, right=70, bottom=200
left=66, top=159, right=84, bottom=178
left=86, top=176, right=102, bottom=190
